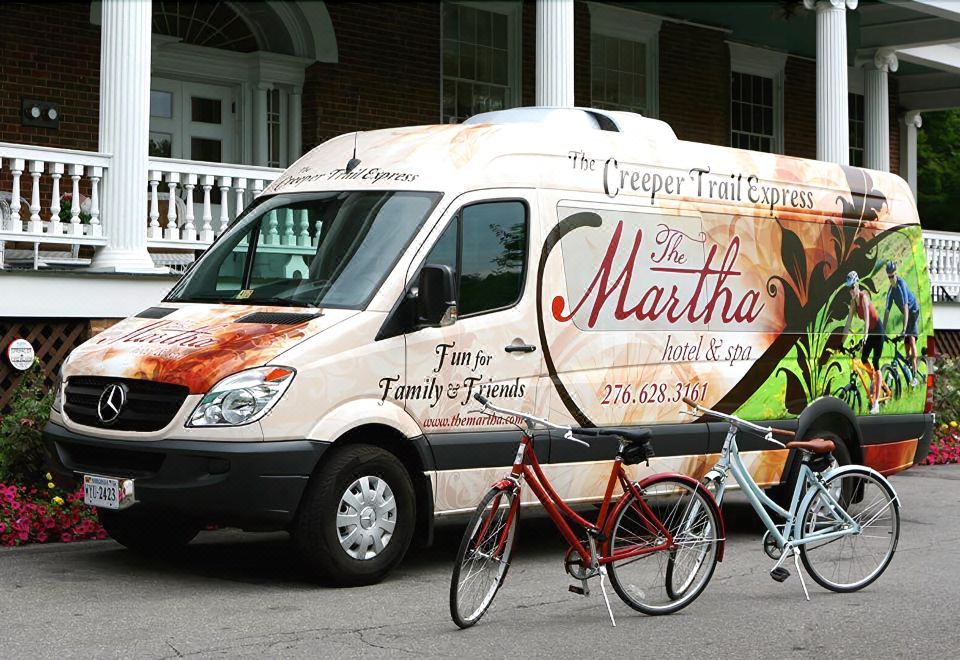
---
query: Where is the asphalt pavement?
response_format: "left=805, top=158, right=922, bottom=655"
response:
left=1, top=464, right=958, bottom=659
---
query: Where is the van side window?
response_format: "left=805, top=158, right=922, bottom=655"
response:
left=423, top=200, right=527, bottom=317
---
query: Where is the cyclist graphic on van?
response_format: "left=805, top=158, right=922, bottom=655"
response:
left=842, top=271, right=884, bottom=414
left=882, top=260, right=921, bottom=386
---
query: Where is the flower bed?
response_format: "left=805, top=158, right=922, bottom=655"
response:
left=0, top=475, right=105, bottom=547
left=921, top=422, right=960, bottom=465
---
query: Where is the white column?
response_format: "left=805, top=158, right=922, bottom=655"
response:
left=804, top=0, right=857, bottom=165
left=900, top=111, right=922, bottom=198
left=536, top=0, right=574, bottom=107
left=92, top=0, right=157, bottom=271
left=864, top=50, right=897, bottom=172
left=289, top=87, right=303, bottom=164
left=254, top=84, right=270, bottom=167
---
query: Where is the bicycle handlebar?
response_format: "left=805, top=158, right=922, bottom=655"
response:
left=681, top=396, right=794, bottom=444
left=471, top=393, right=652, bottom=448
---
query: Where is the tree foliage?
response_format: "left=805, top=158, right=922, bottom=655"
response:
left=917, top=110, right=960, bottom=232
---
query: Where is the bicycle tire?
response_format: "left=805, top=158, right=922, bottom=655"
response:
left=882, top=364, right=901, bottom=400
left=834, top=385, right=860, bottom=413
left=607, top=476, right=720, bottom=615
left=798, top=468, right=900, bottom=592
left=449, top=486, right=519, bottom=628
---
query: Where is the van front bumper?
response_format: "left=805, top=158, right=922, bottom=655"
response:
left=44, top=421, right=329, bottom=530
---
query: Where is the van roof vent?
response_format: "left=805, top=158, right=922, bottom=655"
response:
left=463, top=107, right=677, bottom=141
left=236, top=311, right=323, bottom=325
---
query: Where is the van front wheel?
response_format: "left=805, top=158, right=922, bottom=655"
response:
left=294, top=444, right=415, bottom=586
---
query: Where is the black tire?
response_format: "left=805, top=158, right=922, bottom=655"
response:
left=798, top=468, right=900, bottom=592
left=608, top=477, right=720, bottom=615
left=833, top=385, right=860, bottom=414
left=450, top=486, right=518, bottom=628
left=293, top=444, right=415, bottom=586
left=98, top=508, right=201, bottom=555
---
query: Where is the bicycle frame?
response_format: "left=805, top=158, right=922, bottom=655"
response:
left=706, top=421, right=860, bottom=551
left=502, top=429, right=675, bottom=567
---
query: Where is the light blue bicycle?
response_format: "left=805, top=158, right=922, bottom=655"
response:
left=678, top=397, right=900, bottom=599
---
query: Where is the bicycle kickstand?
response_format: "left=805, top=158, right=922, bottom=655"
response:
left=792, top=548, right=810, bottom=602
left=768, top=546, right=810, bottom=601
left=598, top=566, right=617, bottom=628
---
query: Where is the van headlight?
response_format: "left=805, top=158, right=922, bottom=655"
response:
left=187, top=367, right=295, bottom=427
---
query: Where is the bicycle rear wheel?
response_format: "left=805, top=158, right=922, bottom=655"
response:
left=798, top=468, right=900, bottom=592
left=449, top=486, right=518, bottom=628
left=607, top=477, right=720, bottom=615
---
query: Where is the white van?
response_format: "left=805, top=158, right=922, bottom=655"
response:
left=46, top=107, right=934, bottom=585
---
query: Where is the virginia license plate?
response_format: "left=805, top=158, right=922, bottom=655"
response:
left=82, top=474, right=133, bottom=509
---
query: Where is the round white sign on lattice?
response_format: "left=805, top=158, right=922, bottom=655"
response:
left=6, top=339, right=35, bottom=371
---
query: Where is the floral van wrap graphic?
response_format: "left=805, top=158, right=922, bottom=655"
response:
left=64, top=306, right=343, bottom=394
left=541, top=150, right=930, bottom=428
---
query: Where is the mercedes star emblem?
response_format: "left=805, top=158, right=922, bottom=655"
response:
left=97, top=383, right=128, bottom=425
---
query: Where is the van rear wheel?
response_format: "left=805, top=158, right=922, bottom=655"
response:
left=98, top=508, right=201, bottom=554
left=294, top=444, right=415, bottom=586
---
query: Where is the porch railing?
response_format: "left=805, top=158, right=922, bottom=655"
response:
left=0, top=142, right=282, bottom=270
left=0, top=143, right=110, bottom=268
left=924, top=230, right=960, bottom=303
left=145, top=157, right=282, bottom=248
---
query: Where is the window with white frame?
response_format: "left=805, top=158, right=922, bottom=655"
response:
left=729, top=43, right=785, bottom=154
left=442, top=1, right=520, bottom=124
left=588, top=3, right=660, bottom=117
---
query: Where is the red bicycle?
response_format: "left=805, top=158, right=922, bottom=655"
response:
left=449, top=394, right=724, bottom=628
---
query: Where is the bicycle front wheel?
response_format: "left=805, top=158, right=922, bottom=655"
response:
left=607, top=477, right=720, bottom=615
left=798, top=468, right=900, bottom=592
left=449, top=486, right=518, bottom=628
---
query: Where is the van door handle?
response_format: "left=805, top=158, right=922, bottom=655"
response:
left=504, top=343, right=537, bottom=353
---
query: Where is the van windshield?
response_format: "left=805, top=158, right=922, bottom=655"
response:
left=165, top=191, right=441, bottom=309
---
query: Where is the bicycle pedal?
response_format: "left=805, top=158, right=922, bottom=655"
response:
left=569, top=584, right=589, bottom=596
left=770, top=567, right=790, bottom=583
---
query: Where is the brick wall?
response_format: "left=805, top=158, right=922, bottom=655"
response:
left=301, top=1, right=442, bottom=151
left=0, top=2, right=100, bottom=152
left=658, top=22, right=730, bottom=147
left=784, top=57, right=817, bottom=160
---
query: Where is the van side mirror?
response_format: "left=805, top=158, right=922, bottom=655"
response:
left=416, top=264, right=457, bottom=328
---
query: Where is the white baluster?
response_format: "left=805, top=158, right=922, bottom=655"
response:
left=313, top=217, right=322, bottom=247
left=265, top=210, right=279, bottom=245
left=297, top=209, right=310, bottom=247
left=49, top=163, right=63, bottom=236
left=9, top=159, right=24, bottom=232
left=28, top=160, right=44, bottom=233
left=251, top=179, right=264, bottom=198
left=148, top=170, right=162, bottom=239
left=218, top=176, right=232, bottom=234
left=200, top=175, right=215, bottom=242
left=88, top=166, right=102, bottom=237
left=282, top=208, right=295, bottom=246
left=234, top=177, right=247, bottom=221
left=164, top=172, right=180, bottom=240
left=68, top=164, right=83, bottom=236
left=182, top=174, right=197, bottom=242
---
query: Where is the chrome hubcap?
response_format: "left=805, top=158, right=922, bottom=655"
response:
left=337, top=475, right=397, bottom=560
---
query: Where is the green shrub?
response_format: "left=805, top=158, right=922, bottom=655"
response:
left=0, top=361, right=53, bottom=485
left=933, top=356, right=960, bottom=424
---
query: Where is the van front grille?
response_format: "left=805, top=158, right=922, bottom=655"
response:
left=64, top=377, right=190, bottom=432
